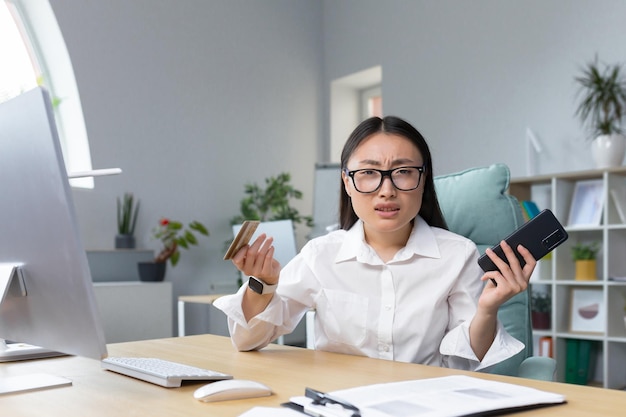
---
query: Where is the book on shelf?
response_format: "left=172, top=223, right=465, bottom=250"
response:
left=565, top=339, right=595, bottom=385
left=538, top=336, right=553, bottom=358
left=258, top=375, right=566, bottom=417
left=521, top=200, right=541, bottom=221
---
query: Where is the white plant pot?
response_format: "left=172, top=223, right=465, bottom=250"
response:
left=591, top=134, right=626, bottom=169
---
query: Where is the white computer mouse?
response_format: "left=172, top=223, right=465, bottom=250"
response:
left=193, top=379, right=272, bottom=402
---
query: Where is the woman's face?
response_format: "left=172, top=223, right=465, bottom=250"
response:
left=342, top=132, right=425, bottom=237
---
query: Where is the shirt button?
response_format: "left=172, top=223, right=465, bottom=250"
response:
left=384, top=305, right=391, bottom=311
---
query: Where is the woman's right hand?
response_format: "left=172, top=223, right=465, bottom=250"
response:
left=232, top=233, right=281, bottom=286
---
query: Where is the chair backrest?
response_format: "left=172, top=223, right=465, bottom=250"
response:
left=434, top=163, right=532, bottom=376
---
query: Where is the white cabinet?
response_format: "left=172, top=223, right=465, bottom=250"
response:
left=93, top=282, right=172, bottom=343
left=510, top=167, right=626, bottom=389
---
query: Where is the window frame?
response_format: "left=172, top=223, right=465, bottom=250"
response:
left=6, top=0, right=94, bottom=188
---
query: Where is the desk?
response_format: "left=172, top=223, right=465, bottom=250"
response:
left=177, top=294, right=225, bottom=336
left=2, top=334, right=626, bottom=416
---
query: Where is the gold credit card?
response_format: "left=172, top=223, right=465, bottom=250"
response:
left=223, top=220, right=260, bottom=260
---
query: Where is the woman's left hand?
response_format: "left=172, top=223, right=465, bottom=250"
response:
left=478, top=240, right=536, bottom=312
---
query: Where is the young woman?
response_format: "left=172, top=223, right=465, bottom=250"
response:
left=215, top=116, right=536, bottom=371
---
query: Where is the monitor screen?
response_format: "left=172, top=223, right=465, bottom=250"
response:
left=0, top=87, right=107, bottom=361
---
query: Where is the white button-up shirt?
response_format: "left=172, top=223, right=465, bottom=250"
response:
left=214, top=217, right=523, bottom=371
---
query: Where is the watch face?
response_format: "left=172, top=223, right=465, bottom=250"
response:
left=248, top=276, right=264, bottom=294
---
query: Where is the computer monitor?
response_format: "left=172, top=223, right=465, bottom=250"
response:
left=0, top=87, right=108, bottom=364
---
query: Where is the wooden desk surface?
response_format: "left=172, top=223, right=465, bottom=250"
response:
left=178, top=294, right=225, bottom=304
left=2, top=334, right=626, bottom=416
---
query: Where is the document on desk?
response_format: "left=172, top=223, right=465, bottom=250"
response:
left=262, top=375, right=565, bottom=417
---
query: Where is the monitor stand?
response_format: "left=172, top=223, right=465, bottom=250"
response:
left=0, top=339, right=67, bottom=362
left=1, top=265, right=66, bottom=362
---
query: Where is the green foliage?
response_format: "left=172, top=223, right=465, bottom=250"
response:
left=117, top=193, right=140, bottom=235
left=531, top=291, right=551, bottom=313
left=230, top=172, right=314, bottom=228
left=153, top=218, right=209, bottom=266
left=571, top=241, right=600, bottom=261
left=575, top=55, right=626, bottom=138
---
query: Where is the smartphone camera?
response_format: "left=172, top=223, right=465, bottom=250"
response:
left=542, top=229, right=565, bottom=250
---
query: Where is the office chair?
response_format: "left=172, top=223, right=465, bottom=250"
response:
left=434, top=163, right=556, bottom=381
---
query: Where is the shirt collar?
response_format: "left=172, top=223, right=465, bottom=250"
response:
left=335, top=217, right=442, bottom=264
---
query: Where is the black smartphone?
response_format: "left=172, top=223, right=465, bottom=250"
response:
left=478, top=209, right=568, bottom=272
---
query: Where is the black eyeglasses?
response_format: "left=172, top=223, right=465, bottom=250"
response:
left=343, top=165, right=426, bottom=193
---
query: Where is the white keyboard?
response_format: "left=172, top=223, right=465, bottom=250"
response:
left=101, top=357, right=233, bottom=388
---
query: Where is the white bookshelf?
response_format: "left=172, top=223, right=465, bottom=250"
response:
left=510, top=166, right=626, bottom=389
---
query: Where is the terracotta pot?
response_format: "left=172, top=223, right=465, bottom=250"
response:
left=575, top=259, right=597, bottom=281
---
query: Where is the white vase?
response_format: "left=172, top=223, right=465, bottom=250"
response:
left=591, top=134, right=626, bottom=169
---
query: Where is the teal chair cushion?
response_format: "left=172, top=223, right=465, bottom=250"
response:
left=433, top=163, right=521, bottom=251
left=434, top=164, right=533, bottom=377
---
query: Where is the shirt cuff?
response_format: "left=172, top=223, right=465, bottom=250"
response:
left=440, top=320, right=524, bottom=371
left=212, top=281, right=286, bottom=328
left=212, top=284, right=250, bottom=328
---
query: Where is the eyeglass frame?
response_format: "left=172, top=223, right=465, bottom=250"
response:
left=343, top=165, right=426, bottom=194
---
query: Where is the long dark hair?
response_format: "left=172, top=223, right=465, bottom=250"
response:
left=338, top=116, right=448, bottom=231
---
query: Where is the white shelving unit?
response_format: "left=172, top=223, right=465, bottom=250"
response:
left=510, top=166, right=626, bottom=389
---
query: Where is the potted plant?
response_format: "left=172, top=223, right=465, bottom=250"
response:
left=574, top=55, right=626, bottom=168
left=230, top=172, right=314, bottom=228
left=137, top=218, right=209, bottom=282
left=571, top=241, right=600, bottom=281
left=531, top=290, right=551, bottom=330
left=116, top=192, right=140, bottom=249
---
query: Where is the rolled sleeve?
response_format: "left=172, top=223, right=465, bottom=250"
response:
left=213, top=284, right=284, bottom=351
left=439, top=320, right=524, bottom=371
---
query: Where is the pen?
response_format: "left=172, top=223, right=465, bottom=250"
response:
left=305, top=387, right=361, bottom=417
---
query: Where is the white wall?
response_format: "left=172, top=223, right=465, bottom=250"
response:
left=50, top=0, right=323, bottom=335
left=322, top=0, right=626, bottom=178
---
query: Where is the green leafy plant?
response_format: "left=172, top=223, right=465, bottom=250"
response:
left=531, top=291, right=551, bottom=313
left=153, top=218, right=209, bottom=266
left=230, top=172, right=314, bottom=228
left=571, top=241, right=600, bottom=261
left=117, top=193, right=140, bottom=236
left=575, top=55, right=626, bottom=138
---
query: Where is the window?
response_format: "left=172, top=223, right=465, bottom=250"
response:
left=0, top=1, right=37, bottom=101
left=360, top=85, right=382, bottom=120
left=329, top=66, right=382, bottom=163
left=1, top=0, right=94, bottom=188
